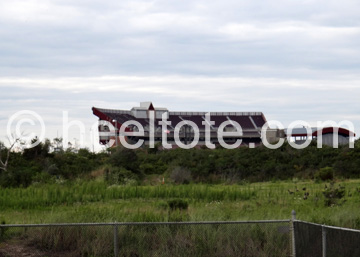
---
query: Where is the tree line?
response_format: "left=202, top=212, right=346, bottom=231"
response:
left=0, top=138, right=359, bottom=187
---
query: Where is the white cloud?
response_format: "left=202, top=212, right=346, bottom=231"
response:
left=0, top=75, right=359, bottom=92
left=219, top=22, right=360, bottom=43
left=0, top=0, right=81, bottom=25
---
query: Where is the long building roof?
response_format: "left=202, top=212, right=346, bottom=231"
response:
left=285, top=127, right=355, bottom=137
left=92, top=104, right=267, bottom=137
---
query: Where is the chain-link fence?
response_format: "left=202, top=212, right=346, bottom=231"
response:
left=0, top=220, right=291, bottom=257
left=293, top=220, right=360, bottom=257
left=1, top=213, right=360, bottom=257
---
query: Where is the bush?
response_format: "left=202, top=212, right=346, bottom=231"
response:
left=104, top=166, right=138, bottom=185
left=323, top=183, right=345, bottom=207
left=139, top=161, right=167, bottom=175
left=314, top=167, right=334, bottom=182
left=110, top=147, right=139, bottom=173
left=170, top=166, right=192, bottom=184
left=32, top=172, right=53, bottom=184
left=167, top=199, right=189, bottom=210
left=0, top=166, right=40, bottom=187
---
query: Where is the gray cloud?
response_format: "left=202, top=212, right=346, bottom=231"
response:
left=1, top=0, right=359, bottom=76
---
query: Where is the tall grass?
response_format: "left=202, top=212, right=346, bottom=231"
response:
left=1, top=180, right=360, bottom=226
left=6, top=222, right=290, bottom=257
left=1, top=180, right=360, bottom=256
left=0, top=182, right=257, bottom=210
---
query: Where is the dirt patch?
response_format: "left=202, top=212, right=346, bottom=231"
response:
left=0, top=239, right=76, bottom=257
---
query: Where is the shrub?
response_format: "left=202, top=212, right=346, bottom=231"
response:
left=110, top=147, right=139, bottom=173
left=32, top=172, right=52, bottom=184
left=104, top=166, right=138, bottom=185
left=89, top=167, right=106, bottom=179
left=323, top=183, right=345, bottom=207
left=314, top=167, right=334, bottom=182
left=167, top=199, right=189, bottom=211
left=170, top=166, right=192, bottom=184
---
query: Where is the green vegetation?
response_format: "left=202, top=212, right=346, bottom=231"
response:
left=1, top=180, right=360, bottom=256
left=2, top=222, right=291, bottom=257
left=167, top=199, right=189, bottom=211
left=314, top=166, right=335, bottom=182
left=0, top=138, right=359, bottom=187
left=0, top=139, right=359, bottom=256
left=0, top=138, right=359, bottom=226
left=1, top=180, right=360, bottom=228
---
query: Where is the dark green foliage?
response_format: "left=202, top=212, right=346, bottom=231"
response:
left=1, top=138, right=360, bottom=188
left=52, top=151, right=96, bottom=178
left=32, top=171, right=53, bottom=184
left=0, top=165, right=41, bottom=187
left=139, top=154, right=167, bottom=175
left=110, top=147, right=139, bottom=173
left=322, top=183, right=345, bottom=206
left=170, top=166, right=192, bottom=184
left=167, top=199, right=189, bottom=210
left=0, top=220, right=8, bottom=242
left=104, top=166, right=138, bottom=185
left=23, top=138, right=51, bottom=160
left=314, top=167, right=335, bottom=182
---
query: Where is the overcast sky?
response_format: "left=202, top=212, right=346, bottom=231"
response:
left=0, top=0, right=359, bottom=150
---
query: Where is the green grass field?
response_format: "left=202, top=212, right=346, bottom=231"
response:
left=1, top=179, right=360, bottom=256
left=1, top=179, right=360, bottom=228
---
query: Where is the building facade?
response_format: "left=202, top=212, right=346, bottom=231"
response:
left=92, top=102, right=266, bottom=148
left=92, top=102, right=355, bottom=149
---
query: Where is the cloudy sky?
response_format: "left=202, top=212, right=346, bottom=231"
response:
left=0, top=0, right=359, bottom=149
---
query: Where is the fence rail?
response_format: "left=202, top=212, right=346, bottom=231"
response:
left=0, top=211, right=359, bottom=257
left=0, top=219, right=291, bottom=228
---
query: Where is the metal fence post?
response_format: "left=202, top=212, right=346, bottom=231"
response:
left=291, top=210, right=296, bottom=257
left=114, top=222, right=118, bottom=257
left=322, top=226, right=326, bottom=257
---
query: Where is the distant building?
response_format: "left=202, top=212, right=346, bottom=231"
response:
left=92, top=102, right=266, bottom=148
left=92, top=102, right=355, bottom=148
left=284, top=127, right=355, bottom=147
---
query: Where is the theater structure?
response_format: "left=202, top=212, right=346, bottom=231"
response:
left=92, top=102, right=267, bottom=148
left=92, top=102, right=355, bottom=149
